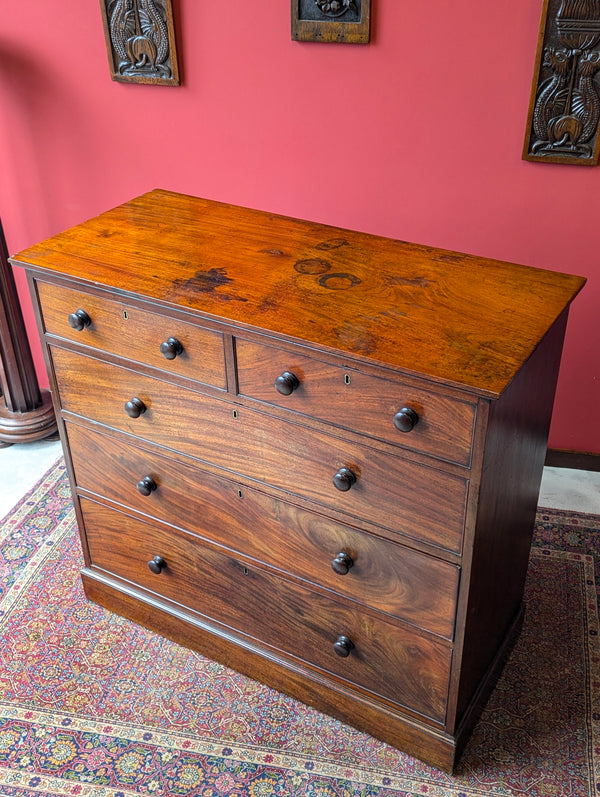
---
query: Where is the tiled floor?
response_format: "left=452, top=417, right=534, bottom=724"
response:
left=539, top=465, right=600, bottom=514
left=1, top=437, right=599, bottom=519
left=0, top=438, right=63, bottom=518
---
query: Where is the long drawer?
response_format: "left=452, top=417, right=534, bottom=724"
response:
left=52, top=346, right=469, bottom=553
left=37, top=280, right=227, bottom=389
left=66, top=422, right=459, bottom=639
left=80, top=497, right=452, bottom=723
left=236, top=338, right=476, bottom=466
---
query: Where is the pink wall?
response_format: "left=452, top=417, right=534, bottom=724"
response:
left=1, top=1, right=598, bottom=453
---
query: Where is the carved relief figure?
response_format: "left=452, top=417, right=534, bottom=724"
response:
left=108, top=0, right=172, bottom=79
left=528, top=0, right=600, bottom=162
left=293, top=0, right=368, bottom=41
left=315, top=0, right=358, bottom=17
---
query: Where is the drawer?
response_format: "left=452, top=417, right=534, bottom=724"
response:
left=235, top=338, right=476, bottom=466
left=52, top=347, right=468, bottom=553
left=36, top=280, right=227, bottom=389
left=67, top=423, right=459, bottom=639
left=81, top=498, right=452, bottom=723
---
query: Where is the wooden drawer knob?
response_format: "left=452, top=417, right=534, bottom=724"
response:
left=160, top=336, right=184, bottom=360
left=275, top=371, right=299, bottom=396
left=333, top=467, right=356, bottom=492
left=393, top=407, right=419, bottom=433
left=148, top=555, right=166, bottom=574
left=68, top=309, right=91, bottom=331
left=124, top=397, right=147, bottom=418
left=331, top=551, right=354, bottom=575
left=333, top=635, right=354, bottom=658
left=136, top=476, right=157, bottom=496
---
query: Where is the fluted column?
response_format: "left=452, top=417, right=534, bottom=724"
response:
left=0, top=218, right=56, bottom=445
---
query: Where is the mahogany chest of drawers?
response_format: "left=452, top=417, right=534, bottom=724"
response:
left=13, top=190, right=585, bottom=771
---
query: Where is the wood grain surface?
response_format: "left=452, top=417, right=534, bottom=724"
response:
left=13, top=190, right=585, bottom=397
left=67, top=421, right=459, bottom=639
left=52, top=345, right=469, bottom=553
left=81, top=497, right=452, bottom=722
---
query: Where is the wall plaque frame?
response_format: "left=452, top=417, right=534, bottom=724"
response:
left=100, top=0, right=180, bottom=86
left=291, top=0, right=371, bottom=44
left=523, top=0, right=600, bottom=165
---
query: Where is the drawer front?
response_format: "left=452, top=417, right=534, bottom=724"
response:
left=67, top=423, right=459, bottom=639
left=37, top=280, right=227, bottom=389
left=81, top=498, right=452, bottom=722
left=236, top=338, right=476, bottom=466
left=52, top=347, right=468, bottom=553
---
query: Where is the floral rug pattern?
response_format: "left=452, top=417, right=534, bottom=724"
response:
left=0, top=460, right=599, bottom=796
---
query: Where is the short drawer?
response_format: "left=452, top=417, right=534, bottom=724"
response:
left=52, top=347, right=469, bottom=554
left=81, top=498, right=452, bottom=723
left=36, top=280, right=227, bottom=389
left=235, top=338, right=476, bottom=466
left=67, top=422, right=459, bottom=639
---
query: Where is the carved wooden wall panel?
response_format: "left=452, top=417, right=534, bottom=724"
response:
left=291, top=0, right=371, bottom=43
left=100, top=0, right=180, bottom=86
left=524, top=0, right=600, bottom=165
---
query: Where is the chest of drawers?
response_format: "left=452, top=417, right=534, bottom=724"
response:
left=13, top=190, right=585, bottom=771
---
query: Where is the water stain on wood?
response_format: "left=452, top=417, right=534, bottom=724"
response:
left=318, top=273, right=361, bottom=290
left=294, top=258, right=331, bottom=275
left=315, top=239, right=349, bottom=250
left=169, top=268, right=246, bottom=302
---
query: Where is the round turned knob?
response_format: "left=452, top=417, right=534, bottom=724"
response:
left=393, top=407, right=419, bottom=433
left=124, top=397, right=147, bottom=418
left=160, top=337, right=184, bottom=360
left=333, top=467, right=357, bottom=492
left=274, top=371, right=300, bottom=396
left=136, top=476, right=157, bottom=496
left=68, top=309, right=91, bottom=331
left=331, top=551, right=354, bottom=575
left=333, top=635, right=354, bottom=658
left=148, top=555, right=166, bottom=574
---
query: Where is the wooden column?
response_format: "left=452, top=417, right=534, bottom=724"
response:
left=0, top=218, right=56, bottom=445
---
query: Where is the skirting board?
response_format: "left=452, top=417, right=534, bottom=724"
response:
left=545, top=449, right=600, bottom=472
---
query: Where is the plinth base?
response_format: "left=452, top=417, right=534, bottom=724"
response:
left=0, top=391, right=57, bottom=446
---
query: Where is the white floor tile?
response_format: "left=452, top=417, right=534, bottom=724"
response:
left=538, top=466, right=600, bottom=514
left=0, top=438, right=63, bottom=518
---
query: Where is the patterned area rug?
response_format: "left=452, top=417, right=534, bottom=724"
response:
left=1, top=459, right=599, bottom=797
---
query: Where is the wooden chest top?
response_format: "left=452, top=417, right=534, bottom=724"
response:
left=12, top=189, right=585, bottom=397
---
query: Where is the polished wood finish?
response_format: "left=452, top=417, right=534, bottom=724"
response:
left=15, top=190, right=585, bottom=771
left=37, top=280, right=226, bottom=389
left=50, top=345, right=469, bottom=553
left=14, top=189, right=583, bottom=397
left=235, top=337, right=476, bottom=466
left=81, top=497, right=452, bottom=722
left=66, top=422, right=459, bottom=639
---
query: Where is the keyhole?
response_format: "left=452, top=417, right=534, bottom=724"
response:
left=344, top=373, right=351, bottom=385
left=123, top=310, right=129, bottom=320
